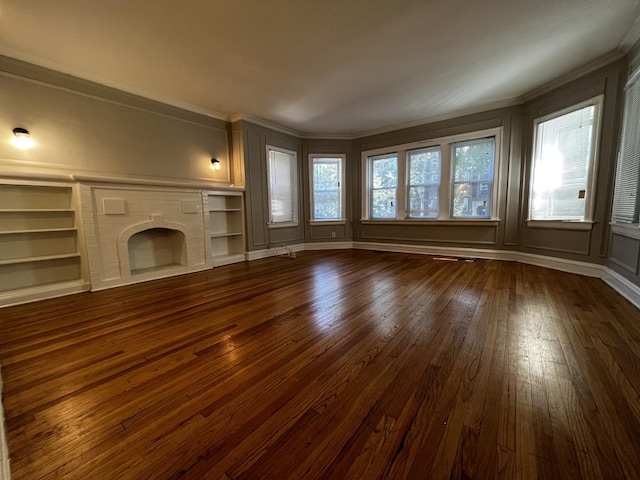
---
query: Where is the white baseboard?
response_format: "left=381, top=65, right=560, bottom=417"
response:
left=602, top=267, right=640, bottom=310
left=0, top=366, right=10, bottom=480
left=351, top=241, right=604, bottom=277
left=304, top=241, right=353, bottom=251
left=245, top=244, right=305, bottom=261
left=0, top=280, right=90, bottom=308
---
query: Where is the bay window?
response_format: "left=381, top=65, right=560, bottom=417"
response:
left=363, top=128, right=500, bottom=221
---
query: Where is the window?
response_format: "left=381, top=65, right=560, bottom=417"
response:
left=407, top=147, right=441, bottom=218
left=267, top=146, right=298, bottom=225
left=452, top=138, right=494, bottom=218
left=529, top=97, right=603, bottom=222
left=310, top=155, right=345, bottom=221
left=363, top=128, right=500, bottom=221
left=369, top=153, right=398, bottom=219
left=612, top=73, right=640, bottom=225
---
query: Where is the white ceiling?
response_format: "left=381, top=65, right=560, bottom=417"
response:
left=1, top=0, right=639, bottom=136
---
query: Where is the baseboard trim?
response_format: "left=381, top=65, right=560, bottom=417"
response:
left=0, top=280, right=90, bottom=308
left=602, top=267, right=640, bottom=310
left=246, top=244, right=306, bottom=261
left=351, top=241, right=604, bottom=277
left=0, top=366, right=10, bottom=480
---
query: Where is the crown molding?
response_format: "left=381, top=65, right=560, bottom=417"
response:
left=620, top=12, right=640, bottom=52
left=0, top=51, right=228, bottom=125
left=522, top=50, right=626, bottom=103
left=231, top=98, right=523, bottom=141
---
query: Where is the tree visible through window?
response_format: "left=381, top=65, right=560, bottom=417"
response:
left=407, top=147, right=441, bottom=218
left=452, top=138, right=494, bottom=218
left=311, top=156, right=344, bottom=221
left=363, top=129, right=500, bottom=221
left=370, top=154, right=398, bottom=219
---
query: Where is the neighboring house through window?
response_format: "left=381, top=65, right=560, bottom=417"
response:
left=363, top=128, right=500, bottom=221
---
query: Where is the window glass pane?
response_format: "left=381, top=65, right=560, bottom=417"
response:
left=370, top=154, right=397, bottom=218
left=269, top=149, right=296, bottom=223
left=408, top=186, right=439, bottom=218
left=531, top=106, right=595, bottom=220
left=452, top=138, right=494, bottom=218
left=407, top=147, right=440, bottom=218
left=312, top=157, right=342, bottom=220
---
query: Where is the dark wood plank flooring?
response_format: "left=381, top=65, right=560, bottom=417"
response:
left=1, top=250, right=640, bottom=479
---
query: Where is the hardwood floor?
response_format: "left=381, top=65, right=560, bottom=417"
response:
left=1, top=250, right=640, bottom=479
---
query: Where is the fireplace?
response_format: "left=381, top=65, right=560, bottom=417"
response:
left=79, top=182, right=209, bottom=290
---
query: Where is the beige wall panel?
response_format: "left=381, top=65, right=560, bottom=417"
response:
left=0, top=72, right=229, bottom=184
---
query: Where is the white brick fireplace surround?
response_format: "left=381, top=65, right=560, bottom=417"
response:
left=78, top=178, right=211, bottom=291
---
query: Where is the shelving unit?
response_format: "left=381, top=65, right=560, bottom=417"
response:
left=0, top=183, right=85, bottom=306
left=206, top=190, right=245, bottom=267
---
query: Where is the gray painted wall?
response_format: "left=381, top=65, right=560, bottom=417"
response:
left=0, top=56, right=231, bottom=185
left=0, top=52, right=634, bottom=280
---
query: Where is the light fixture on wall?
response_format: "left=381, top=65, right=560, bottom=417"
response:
left=210, top=158, right=221, bottom=171
left=11, top=128, right=35, bottom=150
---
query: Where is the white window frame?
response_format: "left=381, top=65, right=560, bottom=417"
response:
left=309, top=154, right=346, bottom=224
left=266, top=145, right=298, bottom=228
left=611, top=68, right=640, bottom=230
left=361, top=127, right=502, bottom=223
left=527, top=95, right=603, bottom=229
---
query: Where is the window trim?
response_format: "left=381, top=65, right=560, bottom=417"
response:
left=266, top=145, right=298, bottom=227
left=527, top=95, right=604, bottom=226
left=361, top=127, right=502, bottom=222
left=308, top=153, right=346, bottom=222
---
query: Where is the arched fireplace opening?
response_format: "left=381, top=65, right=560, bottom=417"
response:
left=127, top=227, right=186, bottom=275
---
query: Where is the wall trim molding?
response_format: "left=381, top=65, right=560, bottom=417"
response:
left=602, top=267, right=640, bottom=310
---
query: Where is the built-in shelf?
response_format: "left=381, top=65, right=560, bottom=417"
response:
left=0, top=209, right=75, bottom=213
left=0, top=253, right=81, bottom=266
left=206, top=190, right=245, bottom=266
left=0, top=228, right=77, bottom=235
left=0, top=182, right=86, bottom=303
left=210, top=232, right=243, bottom=238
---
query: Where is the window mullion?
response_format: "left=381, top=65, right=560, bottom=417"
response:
left=440, top=144, right=452, bottom=219
left=397, top=149, right=407, bottom=219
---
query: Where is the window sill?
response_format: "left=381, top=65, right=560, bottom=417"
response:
left=526, top=220, right=594, bottom=231
left=360, top=219, right=500, bottom=226
left=309, top=220, right=347, bottom=226
left=610, top=222, right=640, bottom=240
left=267, top=222, right=299, bottom=229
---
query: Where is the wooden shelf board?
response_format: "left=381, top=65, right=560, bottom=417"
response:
left=0, top=209, right=75, bottom=213
left=0, top=228, right=77, bottom=235
left=210, top=232, right=243, bottom=238
left=209, top=208, right=242, bottom=212
left=0, top=252, right=81, bottom=266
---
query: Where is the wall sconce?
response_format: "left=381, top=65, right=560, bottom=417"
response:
left=210, top=158, right=221, bottom=171
left=11, top=128, right=35, bottom=150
